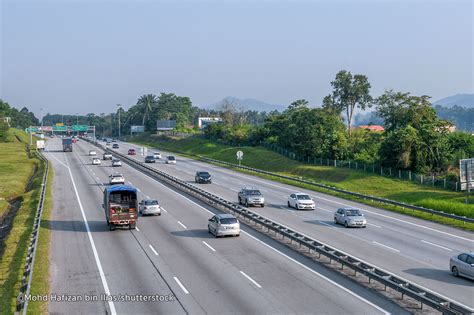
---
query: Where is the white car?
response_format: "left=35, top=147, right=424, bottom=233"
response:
left=139, top=199, right=161, bottom=216
left=109, top=173, right=125, bottom=185
left=111, top=159, right=122, bottom=167
left=166, top=156, right=176, bottom=164
left=288, top=193, right=315, bottom=210
left=153, top=152, right=162, bottom=159
left=92, top=158, right=101, bottom=165
left=103, top=153, right=113, bottom=160
left=89, top=150, right=97, bottom=156
left=208, top=214, right=240, bottom=238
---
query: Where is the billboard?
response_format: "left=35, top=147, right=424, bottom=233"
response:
left=131, top=125, right=145, bottom=133
left=460, top=158, right=474, bottom=191
left=156, top=120, right=176, bottom=131
left=198, top=117, right=222, bottom=129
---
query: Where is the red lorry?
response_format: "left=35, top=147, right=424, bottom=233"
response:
left=103, top=185, right=138, bottom=231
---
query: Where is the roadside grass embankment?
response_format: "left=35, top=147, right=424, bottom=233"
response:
left=126, top=134, right=474, bottom=230
left=0, top=129, right=50, bottom=314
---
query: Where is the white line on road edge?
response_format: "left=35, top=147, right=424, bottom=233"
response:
left=135, top=227, right=140, bottom=232
left=56, top=155, right=117, bottom=315
left=131, top=165, right=390, bottom=314
left=317, top=207, right=332, bottom=213
left=161, top=207, right=168, bottom=213
left=372, top=241, right=400, bottom=253
left=177, top=221, right=187, bottom=229
left=173, top=277, right=189, bottom=294
left=421, top=240, right=452, bottom=251
left=149, top=244, right=159, bottom=256
left=240, top=271, right=262, bottom=288
left=202, top=241, right=216, bottom=252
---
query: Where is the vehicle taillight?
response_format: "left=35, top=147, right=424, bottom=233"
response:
left=110, top=208, right=116, bottom=214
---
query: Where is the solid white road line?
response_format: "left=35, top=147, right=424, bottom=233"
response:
left=372, top=241, right=400, bottom=253
left=149, top=244, right=159, bottom=256
left=202, top=241, right=216, bottom=252
left=135, top=227, right=140, bottom=232
left=421, top=240, right=453, bottom=251
left=317, top=207, right=332, bottom=213
left=57, top=154, right=117, bottom=315
left=161, top=207, right=168, bottom=213
left=177, top=221, right=187, bottom=229
left=173, top=277, right=189, bottom=294
left=240, top=271, right=262, bottom=288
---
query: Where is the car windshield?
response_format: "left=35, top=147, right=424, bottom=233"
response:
left=345, top=209, right=362, bottom=216
left=220, top=218, right=237, bottom=224
left=168, top=156, right=175, bottom=160
left=246, top=190, right=261, bottom=195
left=154, top=152, right=160, bottom=155
left=144, top=200, right=158, bottom=205
left=198, top=172, right=210, bottom=176
left=146, top=156, right=154, bottom=159
left=113, top=160, right=120, bottom=162
left=296, top=195, right=311, bottom=200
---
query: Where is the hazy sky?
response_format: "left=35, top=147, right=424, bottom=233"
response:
left=1, top=0, right=473, bottom=117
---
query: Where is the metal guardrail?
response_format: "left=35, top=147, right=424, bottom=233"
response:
left=16, top=150, right=49, bottom=314
left=197, top=156, right=474, bottom=224
left=85, top=139, right=472, bottom=315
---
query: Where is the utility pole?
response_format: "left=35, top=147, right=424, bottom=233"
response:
left=76, top=113, right=79, bottom=136
left=117, top=104, right=122, bottom=139
left=40, top=108, right=44, bottom=127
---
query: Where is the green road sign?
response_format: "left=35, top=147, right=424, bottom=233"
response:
left=72, top=125, right=88, bottom=131
left=26, top=127, right=39, bottom=133
left=52, top=125, right=67, bottom=131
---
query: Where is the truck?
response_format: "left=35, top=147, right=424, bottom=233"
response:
left=36, top=140, right=45, bottom=150
left=62, top=138, right=73, bottom=152
left=103, top=185, right=138, bottom=230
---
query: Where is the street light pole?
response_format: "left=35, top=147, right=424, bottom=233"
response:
left=117, top=104, right=122, bottom=139
left=76, top=113, right=79, bottom=136
left=40, top=108, right=44, bottom=127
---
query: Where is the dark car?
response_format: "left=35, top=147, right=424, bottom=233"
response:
left=195, top=171, right=212, bottom=184
left=144, top=156, right=156, bottom=163
left=112, top=143, right=119, bottom=149
left=128, top=149, right=136, bottom=155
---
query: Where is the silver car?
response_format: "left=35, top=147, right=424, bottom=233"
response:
left=208, top=213, right=240, bottom=238
left=334, top=208, right=367, bottom=228
left=111, top=159, right=122, bottom=167
left=139, top=199, right=161, bottom=216
left=450, top=252, right=474, bottom=280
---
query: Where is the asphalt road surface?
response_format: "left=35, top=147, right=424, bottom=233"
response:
left=43, top=138, right=407, bottom=314
left=109, top=140, right=474, bottom=310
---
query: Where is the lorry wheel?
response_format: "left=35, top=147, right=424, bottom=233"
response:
left=109, top=224, right=115, bottom=231
left=106, top=219, right=110, bottom=226
left=130, top=223, right=136, bottom=230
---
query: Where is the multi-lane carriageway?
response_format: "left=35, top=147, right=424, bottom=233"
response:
left=43, top=138, right=472, bottom=314
left=112, top=140, right=474, bottom=310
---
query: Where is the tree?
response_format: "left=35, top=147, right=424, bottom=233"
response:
left=286, top=99, right=309, bottom=112
left=137, top=94, right=158, bottom=128
left=375, top=90, right=451, bottom=172
left=323, top=70, right=372, bottom=137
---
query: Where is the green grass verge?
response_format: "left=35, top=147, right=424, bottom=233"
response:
left=0, top=129, right=38, bottom=217
left=125, top=134, right=474, bottom=230
left=0, top=131, right=45, bottom=314
left=27, top=162, right=53, bottom=315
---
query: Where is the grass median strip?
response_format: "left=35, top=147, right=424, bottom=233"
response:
left=126, top=135, right=474, bottom=230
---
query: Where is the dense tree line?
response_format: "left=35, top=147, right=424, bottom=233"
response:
left=0, top=100, right=39, bottom=140
left=434, top=105, right=474, bottom=132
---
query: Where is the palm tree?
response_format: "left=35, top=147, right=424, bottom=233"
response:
left=137, top=94, right=158, bottom=128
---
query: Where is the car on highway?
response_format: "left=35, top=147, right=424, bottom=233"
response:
left=153, top=152, right=162, bottom=159
left=450, top=252, right=474, bottom=280
left=106, top=141, right=111, bottom=146
left=89, top=150, right=97, bottom=156
left=144, top=155, right=156, bottom=163
left=334, top=208, right=367, bottom=228
left=195, top=171, right=212, bottom=184
left=103, top=153, right=113, bottom=160
left=111, top=159, right=122, bottom=167
left=92, top=158, right=101, bottom=165
left=139, top=199, right=161, bottom=216
left=128, top=148, right=136, bottom=155
left=112, top=143, right=119, bottom=149
left=109, top=173, right=125, bottom=185
left=287, top=193, right=315, bottom=210
left=166, top=156, right=176, bottom=164
left=238, top=187, right=265, bottom=207
left=208, top=213, right=240, bottom=238
left=111, top=139, right=117, bottom=142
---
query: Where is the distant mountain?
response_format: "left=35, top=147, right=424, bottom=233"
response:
left=433, top=93, right=474, bottom=108
left=202, top=96, right=287, bottom=112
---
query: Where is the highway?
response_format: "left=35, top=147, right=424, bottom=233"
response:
left=111, top=140, right=474, bottom=310
left=44, top=138, right=405, bottom=314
